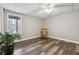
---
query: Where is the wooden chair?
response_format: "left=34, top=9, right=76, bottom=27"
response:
left=40, top=28, right=48, bottom=42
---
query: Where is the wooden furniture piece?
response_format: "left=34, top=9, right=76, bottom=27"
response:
left=40, top=28, right=48, bottom=39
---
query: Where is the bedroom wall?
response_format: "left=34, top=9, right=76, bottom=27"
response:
left=0, top=8, right=1, bottom=32
left=0, top=8, right=3, bottom=33
left=0, top=8, right=2, bottom=32
left=3, top=9, right=42, bottom=39
left=44, top=11, right=79, bottom=43
left=22, top=15, right=42, bottom=39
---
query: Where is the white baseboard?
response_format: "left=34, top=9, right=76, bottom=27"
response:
left=15, top=35, right=79, bottom=44
left=48, top=36, right=79, bottom=44
left=14, top=36, right=40, bottom=43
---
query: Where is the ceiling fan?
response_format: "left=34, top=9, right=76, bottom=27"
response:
left=30, top=3, right=55, bottom=14
left=30, top=3, right=72, bottom=14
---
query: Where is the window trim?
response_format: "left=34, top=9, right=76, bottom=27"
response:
left=7, top=13, right=22, bottom=34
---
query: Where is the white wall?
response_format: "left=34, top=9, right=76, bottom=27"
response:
left=22, top=15, right=42, bottom=39
left=0, top=8, right=3, bottom=33
left=44, top=11, right=79, bottom=42
left=3, top=10, right=42, bottom=39
left=0, top=8, right=1, bottom=32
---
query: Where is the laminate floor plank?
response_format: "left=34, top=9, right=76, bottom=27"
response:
left=14, top=38, right=79, bottom=55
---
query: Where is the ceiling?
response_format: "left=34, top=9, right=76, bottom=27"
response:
left=0, top=3, right=79, bottom=19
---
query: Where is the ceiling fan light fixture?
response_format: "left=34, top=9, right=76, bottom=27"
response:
left=43, top=3, right=55, bottom=14
left=45, top=8, right=52, bottom=14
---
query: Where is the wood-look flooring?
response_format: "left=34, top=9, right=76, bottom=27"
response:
left=14, top=38, right=79, bottom=55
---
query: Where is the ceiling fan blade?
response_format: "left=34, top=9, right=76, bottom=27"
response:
left=30, top=8, right=45, bottom=13
left=54, top=4, right=72, bottom=7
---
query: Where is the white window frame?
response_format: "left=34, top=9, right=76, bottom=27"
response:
left=7, top=13, right=22, bottom=34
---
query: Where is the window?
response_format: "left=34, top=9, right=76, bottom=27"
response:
left=8, top=15, right=22, bottom=34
